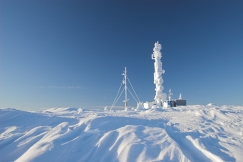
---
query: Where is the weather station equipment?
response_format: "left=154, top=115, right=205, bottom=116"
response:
left=108, top=67, right=142, bottom=111
left=107, top=41, right=187, bottom=111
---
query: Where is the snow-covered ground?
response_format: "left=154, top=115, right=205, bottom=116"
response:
left=0, top=105, right=243, bottom=162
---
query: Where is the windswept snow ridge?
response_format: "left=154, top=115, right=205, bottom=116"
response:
left=0, top=106, right=243, bottom=162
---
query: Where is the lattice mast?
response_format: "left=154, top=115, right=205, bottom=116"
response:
left=151, top=41, right=166, bottom=106
left=110, top=67, right=140, bottom=111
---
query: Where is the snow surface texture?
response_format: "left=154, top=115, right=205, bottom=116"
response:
left=0, top=105, right=243, bottom=162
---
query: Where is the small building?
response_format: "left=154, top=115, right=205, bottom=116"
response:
left=175, top=99, right=186, bottom=106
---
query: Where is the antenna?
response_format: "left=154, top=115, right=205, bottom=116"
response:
left=152, top=41, right=166, bottom=105
left=179, top=93, right=182, bottom=99
left=122, top=67, right=128, bottom=109
left=110, top=67, right=140, bottom=111
left=168, top=89, right=173, bottom=101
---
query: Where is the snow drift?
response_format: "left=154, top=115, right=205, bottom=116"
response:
left=0, top=105, right=243, bottom=162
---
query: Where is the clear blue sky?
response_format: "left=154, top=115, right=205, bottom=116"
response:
left=1, top=0, right=243, bottom=110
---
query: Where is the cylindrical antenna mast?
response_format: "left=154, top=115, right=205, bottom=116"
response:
left=152, top=41, right=166, bottom=106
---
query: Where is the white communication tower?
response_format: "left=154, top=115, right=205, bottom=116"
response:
left=152, top=41, right=166, bottom=106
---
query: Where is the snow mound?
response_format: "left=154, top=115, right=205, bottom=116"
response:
left=0, top=105, right=243, bottom=162
left=207, top=103, right=215, bottom=106
left=39, top=107, right=83, bottom=116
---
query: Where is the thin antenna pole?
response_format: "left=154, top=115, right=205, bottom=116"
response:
left=109, top=67, right=140, bottom=110
left=124, top=67, right=128, bottom=109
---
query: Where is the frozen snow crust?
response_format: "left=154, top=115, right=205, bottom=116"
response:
left=1, top=106, right=243, bottom=162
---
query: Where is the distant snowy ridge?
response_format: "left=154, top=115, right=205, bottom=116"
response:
left=0, top=105, right=242, bottom=162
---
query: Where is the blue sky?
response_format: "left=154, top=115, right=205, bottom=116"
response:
left=1, top=0, right=243, bottom=110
